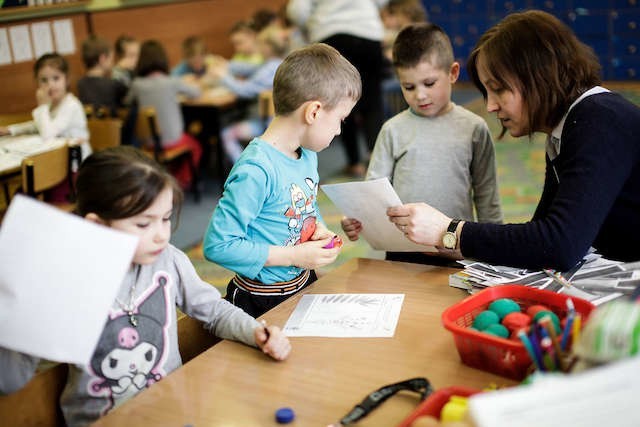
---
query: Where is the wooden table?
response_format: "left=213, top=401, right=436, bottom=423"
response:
left=93, top=258, right=515, bottom=426
left=180, top=87, right=240, bottom=187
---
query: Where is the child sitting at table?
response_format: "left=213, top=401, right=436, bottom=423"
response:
left=77, top=35, right=128, bottom=118
left=171, top=35, right=210, bottom=82
left=203, top=43, right=361, bottom=317
left=0, top=52, right=91, bottom=159
left=126, top=40, right=202, bottom=189
left=341, top=23, right=503, bottom=266
left=112, top=35, right=140, bottom=89
left=214, top=24, right=290, bottom=163
left=0, top=146, right=291, bottom=426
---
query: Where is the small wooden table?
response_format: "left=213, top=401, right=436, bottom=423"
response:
left=93, top=258, right=515, bottom=427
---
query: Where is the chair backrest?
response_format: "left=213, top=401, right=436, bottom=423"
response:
left=87, top=117, right=123, bottom=152
left=22, top=145, right=69, bottom=196
left=135, top=106, right=163, bottom=158
left=258, top=90, right=275, bottom=123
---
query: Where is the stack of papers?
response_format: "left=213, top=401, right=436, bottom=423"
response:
left=449, top=252, right=638, bottom=305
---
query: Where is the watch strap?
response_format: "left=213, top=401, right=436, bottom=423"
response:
left=447, top=219, right=461, bottom=234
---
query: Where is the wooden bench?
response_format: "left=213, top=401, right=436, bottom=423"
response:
left=0, top=314, right=220, bottom=426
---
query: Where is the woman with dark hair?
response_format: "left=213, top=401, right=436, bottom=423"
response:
left=387, top=10, right=640, bottom=271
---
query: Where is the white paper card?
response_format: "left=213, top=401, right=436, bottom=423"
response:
left=469, top=355, right=640, bottom=427
left=30, top=22, right=54, bottom=58
left=52, top=19, right=75, bottom=55
left=8, top=25, right=33, bottom=62
left=0, top=28, right=12, bottom=65
left=0, top=195, right=138, bottom=365
left=321, top=178, right=437, bottom=252
left=283, top=293, right=404, bottom=337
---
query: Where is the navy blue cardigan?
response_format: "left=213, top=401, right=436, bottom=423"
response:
left=461, top=92, right=640, bottom=271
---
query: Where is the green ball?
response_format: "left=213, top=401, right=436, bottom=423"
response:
left=472, top=310, right=500, bottom=330
left=483, top=323, right=510, bottom=338
left=533, top=310, right=561, bottom=334
left=488, top=298, right=521, bottom=320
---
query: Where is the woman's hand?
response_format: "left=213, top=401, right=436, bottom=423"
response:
left=254, top=322, right=291, bottom=361
left=387, top=203, right=451, bottom=246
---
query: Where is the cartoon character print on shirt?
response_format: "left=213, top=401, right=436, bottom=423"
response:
left=284, top=177, right=318, bottom=246
left=88, top=272, right=172, bottom=414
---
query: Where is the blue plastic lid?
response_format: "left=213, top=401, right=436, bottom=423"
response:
left=275, top=407, right=295, bottom=423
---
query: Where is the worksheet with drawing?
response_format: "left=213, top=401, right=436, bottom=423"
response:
left=283, top=294, right=404, bottom=337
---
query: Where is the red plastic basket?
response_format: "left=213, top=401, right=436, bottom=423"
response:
left=397, top=386, right=481, bottom=427
left=441, top=285, right=595, bottom=380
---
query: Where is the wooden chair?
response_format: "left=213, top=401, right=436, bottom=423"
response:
left=0, top=315, right=219, bottom=427
left=21, top=144, right=81, bottom=210
left=135, top=106, right=201, bottom=202
left=87, top=117, right=123, bottom=152
left=258, top=89, right=275, bottom=127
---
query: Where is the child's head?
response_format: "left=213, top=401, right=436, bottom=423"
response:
left=33, top=52, right=70, bottom=105
left=272, top=43, right=361, bottom=151
left=467, top=10, right=601, bottom=137
left=256, top=25, right=289, bottom=59
left=229, top=21, right=259, bottom=56
left=181, top=36, right=207, bottom=73
left=114, top=35, right=140, bottom=71
left=76, top=146, right=183, bottom=265
left=252, top=8, right=280, bottom=32
left=392, top=23, right=458, bottom=118
left=135, top=40, right=169, bottom=77
left=273, top=43, right=361, bottom=115
left=381, top=0, right=428, bottom=31
left=81, top=35, right=113, bottom=72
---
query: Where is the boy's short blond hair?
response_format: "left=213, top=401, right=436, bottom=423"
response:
left=82, top=35, right=111, bottom=69
left=182, top=36, right=206, bottom=59
left=392, top=23, right=453, bottom=71
left=272, top=43, right=361, bottom=115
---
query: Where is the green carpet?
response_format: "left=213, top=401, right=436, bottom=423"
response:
left=187, top=83, right=640, bottom=293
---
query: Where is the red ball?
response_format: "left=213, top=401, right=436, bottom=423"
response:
left=526, top=305, right=550, bottom=318
left=502, top=312, right=531, bottom=333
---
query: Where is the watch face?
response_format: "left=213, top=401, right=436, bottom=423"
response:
left=443, top=232, right=456, bottom=249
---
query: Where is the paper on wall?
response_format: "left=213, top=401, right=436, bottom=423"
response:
left=8, top=24, right=33, bottom=62
left=0, top=28, right=12, bottom=65
left=52, top=19, right=75, bottom=55
left=0, top=195, right=138, bottom=365
left=321, top=178, right=437, bottom=252
left=30, top=22, right=54, bottom=58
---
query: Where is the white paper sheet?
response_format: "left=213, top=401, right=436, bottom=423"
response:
left=52, top=19, right=75, bottom=55
left=30, top=22, right=54, bottom=59
left=0, top=28, right=12, bottom=65
left=0, top=196, right=138, bottom=365
left=321, top=178, right=437, bottom=252
left=283, top=293, right=404, bottom=337
left=8, top=24, right=33, bottom=62
left=469, top=355, right=640, bottom=427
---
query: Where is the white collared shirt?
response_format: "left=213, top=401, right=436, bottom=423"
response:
left=546, top=86, right=610, bottom=161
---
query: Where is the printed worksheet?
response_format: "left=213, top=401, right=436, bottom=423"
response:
left=283, top=293, right=404, bottom=337
left=321, top=178, right=436, bottom=252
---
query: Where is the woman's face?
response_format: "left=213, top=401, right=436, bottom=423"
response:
left=477, top=52, right=529, bottom=137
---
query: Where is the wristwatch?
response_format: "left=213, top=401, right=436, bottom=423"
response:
left=442, top=219, right=461, bottom=250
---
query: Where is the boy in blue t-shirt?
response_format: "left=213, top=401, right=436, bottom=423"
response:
left=203, top=43, right=361, bottom=317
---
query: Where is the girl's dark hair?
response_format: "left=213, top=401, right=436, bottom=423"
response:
left=33, top=52, right=69, bottom=77
left=115, top=35, right=136, bottom=60
left=467, top=10, right=601, bottom=137
left=75, top=146, right=183, bottom=223
left=135, top=40, right=169, bottom=77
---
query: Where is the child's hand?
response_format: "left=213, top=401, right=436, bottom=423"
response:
left=0, top=126, right=10, bottom=136
left=255, top=321, right=291, bottom=361
left=310, top=222, right=334, bottom=241
left=341, top=217, right=362, bottom=241
left=293, top=238, right=340, bottom=269
left=36, top=87, right=51, bottom=106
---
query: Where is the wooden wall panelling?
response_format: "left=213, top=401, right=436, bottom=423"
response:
left=91, top=0, right=286, bottom=70
left=0, top=14, right=89, bottom=114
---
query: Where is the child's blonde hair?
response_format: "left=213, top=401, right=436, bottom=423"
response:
left=272, top=43, right=361, bottom=115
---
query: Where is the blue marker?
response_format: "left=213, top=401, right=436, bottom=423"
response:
left=561, top=311, right=575, bottom=351
left=517, top=330, right=544, bottom=372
